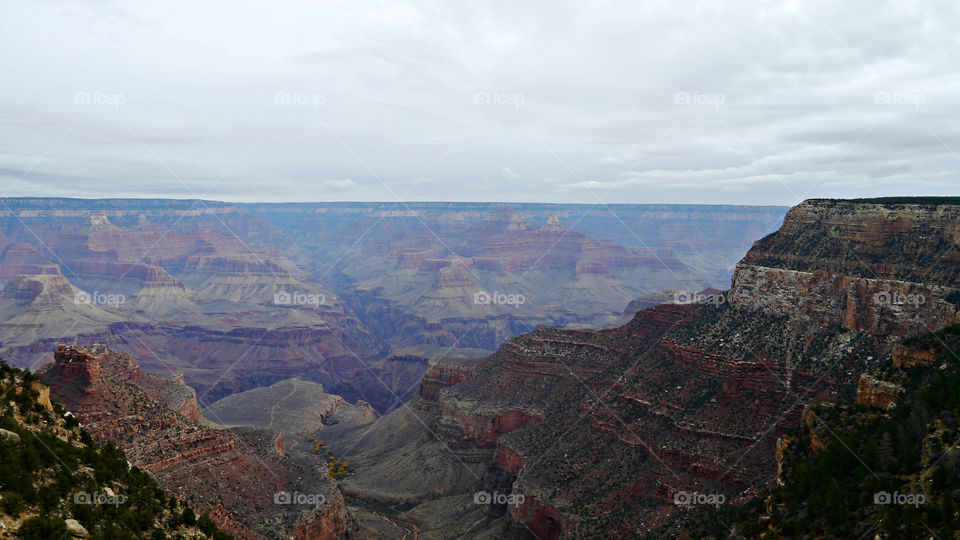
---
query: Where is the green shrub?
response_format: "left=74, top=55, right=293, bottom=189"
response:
left=16, top=516, right=68, bottom=539
left=198, top=513, right=217, bottom=536
left=182, top=507, right=196, bottom=527
left=0, top=491, right=23, bottom=515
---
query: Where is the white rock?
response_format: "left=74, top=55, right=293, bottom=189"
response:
left=64, top=519, right=88, bottom=538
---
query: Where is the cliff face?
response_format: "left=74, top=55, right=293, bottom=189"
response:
left=729, top=199, right=960, bottom=337
left=40, top=345, right=358, bottom=540
left=722, top=324, right=960, bottom=539
left=855, top=373, right=900, bottom=408
left=740, top=200, right=960, bottom=284
left=0, top=362, right=234, bottom=539
left=323, top=198, right=960, bottom=538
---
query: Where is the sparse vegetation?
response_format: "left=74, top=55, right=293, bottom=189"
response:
left=305, top=436, right=354, bottom=479
left=692, top=325, right=960, bottom=538
left=0, top=359, right=234, bottom=539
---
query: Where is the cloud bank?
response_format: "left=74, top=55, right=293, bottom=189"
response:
left=0, top=0, right=957, bottom=204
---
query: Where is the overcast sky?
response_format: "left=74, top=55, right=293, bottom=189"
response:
left=1, top=0, right=958, bottom=205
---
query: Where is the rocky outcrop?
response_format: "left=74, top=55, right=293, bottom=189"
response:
left=40, top=346, right=358, bottom=540
left=623, top=288, right=686, bottom=314
left=0, top=360, right=235, bottom=538
left=730, top=199, right=960, bottom=339
left=292, top=495, right=357, bottom=540
left=32, top=380, right=53, bottom=410
left=203, top=377, right=379, bottom=436
left=744, top=199, right=960, bottom=283
left=52, top=344, right=105, bottom=388
left=145, top=371, right=203, bottom=424
left=728, top=265, right=959, bottom=338
left=736, top=323, right=960, bottom=538
left=856, top=374, right=900, bottom=408
left=892, top=343, right=938, bottom=367
left=418, top=358, right=481, bottom=402
left=0, top=242, right=60, bottom=278
left=434, top=397, right=543, bottom=448
left=66, top=260, right=187, bottom=289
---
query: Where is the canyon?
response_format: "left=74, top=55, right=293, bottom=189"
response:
left=8, top=196, right=956, bottom=538
left=309, top=198, right=960, bottom=537
left=0, top=198, right=785, bottom=414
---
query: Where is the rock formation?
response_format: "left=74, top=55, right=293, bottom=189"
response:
left=203, top=378, right=378, bottom=437
left=320, top=198, right=959, bottom=538
left=0, top=198, right=783, bottom=414
left=40, top=345, right=359, bottom=539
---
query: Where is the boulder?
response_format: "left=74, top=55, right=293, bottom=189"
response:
left=64, top=518, right=89, bottom=537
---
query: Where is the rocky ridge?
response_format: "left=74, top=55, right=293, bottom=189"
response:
left=0, top=359, right=233, bottom=539
left=39, top=345, right=359, bottom=539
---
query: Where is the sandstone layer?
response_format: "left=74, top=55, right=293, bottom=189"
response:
left=40, top=345, right=359, bottom=539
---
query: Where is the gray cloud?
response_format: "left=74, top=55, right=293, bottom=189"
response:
left=0, top=0, right=958, bottom=204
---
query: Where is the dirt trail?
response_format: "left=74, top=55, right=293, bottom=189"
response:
left=267, top=379, right=299, bottom=430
